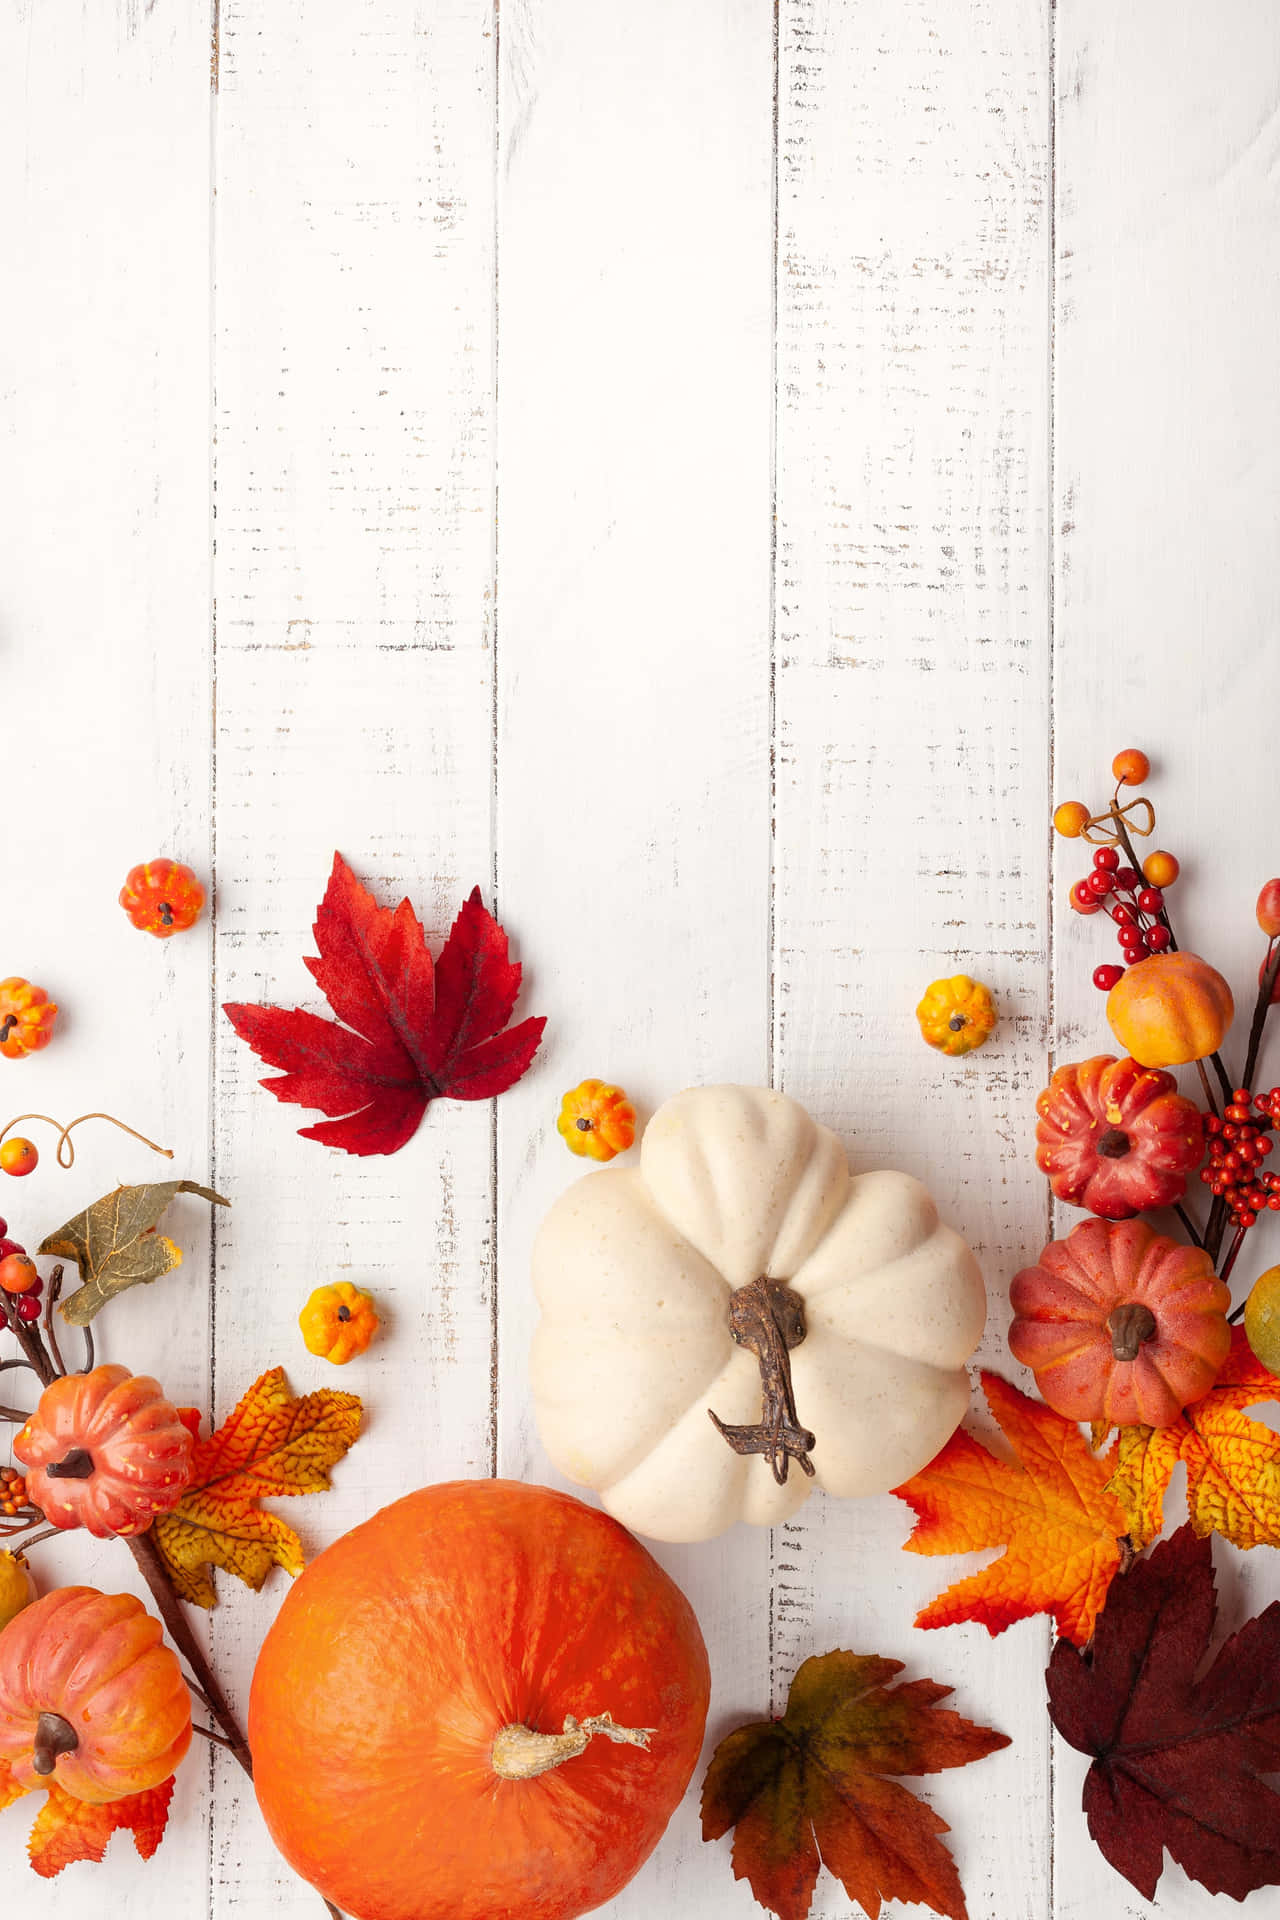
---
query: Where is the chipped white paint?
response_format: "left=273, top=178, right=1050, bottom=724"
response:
left=2, top=2, right=1279, bottom=1917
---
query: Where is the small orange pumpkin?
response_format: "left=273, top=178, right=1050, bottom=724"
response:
left=1106, top=950, right=1233, bottom=1068
left=119, top=859, right=205, bottom=937
left=0, top=1587, right=191, bottom=1802
left=249, top=1480, right=710, bottom=1920
left=299, top=1282, right=380, bottom=1364
left=1009, top=1217, right=1230, bottom=1428
left=916, top=975, right=997, bottom=1056
left=0, top=978, right=57, bottom=1059
left=1035, top=1055, right=1205, bottom=1220
left=557, top=1078, right=637, bottom=1160
left=15, top=1365, right=194, bottom=1537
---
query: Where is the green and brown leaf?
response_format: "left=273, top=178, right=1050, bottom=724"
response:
left=701, top=1649, right=1010, bottom=1920
left=41, top=1180, right=229, bottom=1326
left=153, top=1367, right=361, bottom=1607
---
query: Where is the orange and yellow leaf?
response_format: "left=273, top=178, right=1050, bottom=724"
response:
left=0, top=1757, right=27, bottom=1816
left=894, top=1372, right=1128, bottom=1646
left=27, top=1778, right=174, bottom=1878
left=153, top=1367, right=361, bottom=1608
left=1108, top=1328, right=1280, bottom=1551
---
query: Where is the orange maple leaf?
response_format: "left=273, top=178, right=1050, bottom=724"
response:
left=152, top=1366, right=361, bottom=1607
left=27, top=1777, right=175, bottom=1878
left=893, top=1372, right=1128, bottom=1647
left=0, top=1756, right=26, bottom=1816
left=1107, top=1327, right=1280, bottom=1551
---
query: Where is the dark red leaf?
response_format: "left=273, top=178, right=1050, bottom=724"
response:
left=224, top=855, right=545, bottom=1156
left=1047, top=1523, right=1280, bottom=1901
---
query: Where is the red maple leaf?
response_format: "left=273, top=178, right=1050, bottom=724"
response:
left=1048, top=1524, right=1280, bottom=1900
left=224, top=855, right=545, bottom=1155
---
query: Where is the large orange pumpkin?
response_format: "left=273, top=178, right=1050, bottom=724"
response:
left=1008, top=1218, right=1230, bottom=1427
left=0, top=1587, right=192, bottom=1802
left=249, top=1480, right=710, bottom=1920
left=1106, top=950, right=1233, bottom=1068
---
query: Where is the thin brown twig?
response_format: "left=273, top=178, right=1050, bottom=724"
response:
left=1242, top=938, right=1280, bottom=1095
left=1173, top=1204, right=1205, bottom=1250
left=0, top=1403, right=31, bottom=1423
left=1195, top=1057, right=1219, bottom=1118
left=0, top=1111, right=173, bottom=1170
left=42, top=1265, right=66, bottom=1377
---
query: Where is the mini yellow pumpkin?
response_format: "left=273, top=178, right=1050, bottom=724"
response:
left=0, top=1551, right=36, bottom=1631
left=299, top=1283, right=380, bottom=1366
left=916, top=976, right=997, bottom=1057
left=557, top=1078, right=637, bottom=1161
left=1106, top=951, right=1234, bottom=1069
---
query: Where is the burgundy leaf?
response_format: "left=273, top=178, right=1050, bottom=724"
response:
left=1047, top=1523, right=1280, bottom=1901
left=225, top=855, right=545, bottom=1156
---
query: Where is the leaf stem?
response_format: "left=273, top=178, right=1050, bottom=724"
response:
left=0, top=1403, right=31, bottom=1423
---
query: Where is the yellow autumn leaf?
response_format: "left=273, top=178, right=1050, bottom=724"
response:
left=1108, top=1329, right=1280, bottom=1551
left=153, top=1368, right=361, bottom=1608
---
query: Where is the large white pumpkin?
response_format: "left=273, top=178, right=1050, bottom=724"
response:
left=530, top=1084, right=986, bottom=1543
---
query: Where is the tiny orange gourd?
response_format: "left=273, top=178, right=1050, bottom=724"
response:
left=249, top=1480, right=710, bottom=1920
left=299, top=1282, right=380, bottom=1365
left=14, top=1365, right=194, bottom=1537
left=1009, top=1217, right=1230, bottom=1428
left=119, top=859, right=205, bottom=937
left=0, top=978, right=57, bottom=1059
left=1106, top=950, right=1234, bottom=1068
left=916, top=975, right=997, bottom=1057
left=0, top=1587, right=191, bottom=1802
left=557, top=1078, right=637, bottom=1161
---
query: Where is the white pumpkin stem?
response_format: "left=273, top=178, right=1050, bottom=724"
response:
left=490, top=1712, right=653, bottom=1781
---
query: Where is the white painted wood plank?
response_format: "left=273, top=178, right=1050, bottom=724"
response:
left=209, top=3, right=498, bottom=1913
left=493, top=2, right=777, bottom=1913
left=1052, top=7, right=1280, bottom=1917
left=0, top=1, right=214, bottom=1912
left=774, top=5, right=1054, bottom=1918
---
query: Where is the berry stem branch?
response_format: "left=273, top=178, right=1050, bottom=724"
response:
left=1173, top=1204, right=1205, bottom=1251
left=1110, top=808, right=1233, bottom=1102
left=1242, top=939, right=1280, bottom=1096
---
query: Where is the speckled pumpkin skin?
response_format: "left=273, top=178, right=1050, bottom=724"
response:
left=249, top=1480, right=711, bottom=1920
left=14, top=1365, right=194, bottom=1538
left=1009, top=1218, right=1230, bottom=1427
left=0, top=1587, right=192, bottom=1802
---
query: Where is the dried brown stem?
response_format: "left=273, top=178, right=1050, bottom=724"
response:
left=0, top=1111, right=173, bottom=1171
left=708, top=1276, right=816, bottom=1484
left=1173, top=1204, right=1205, bottom=1250
left=125, top=1532, right=254, bottom=1778
left=1242, top=938, right=1280, bottom=1095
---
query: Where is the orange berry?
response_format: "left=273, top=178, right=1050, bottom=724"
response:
left=1257, top=879, right=1280, bottom=938
left=1143, top=850, right=1180, bottom=889
left=0, top=1138, right=37, bottom=1178
left=1053, top=801, right=1091, bottom=839
left=1112, top=748, right=1150, bottom=787
left=0, top=1252, right=37, bottom=1294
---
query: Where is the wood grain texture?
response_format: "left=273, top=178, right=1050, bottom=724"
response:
left=773, top=3, right=1053, bottom=1914
left=492, top=2, right=776, bottom=1912
left=1052, top=6, right=1280, bottom=1915
left=0, top=0, right=215, bottom=1909
left=209, top=2, right=499, bottom=1913
left=5, top=1, right=1280, bottom=1916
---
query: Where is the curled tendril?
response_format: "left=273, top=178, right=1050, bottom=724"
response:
left=1080, top=795, right=1156, bottom=847
left=0, top=1112, right=173, bottom=1170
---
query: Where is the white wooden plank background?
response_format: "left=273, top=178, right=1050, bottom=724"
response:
left=3, top=3, right=1279, bottom=1917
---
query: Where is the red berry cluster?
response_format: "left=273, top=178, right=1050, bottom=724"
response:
left=0, top=1218, right=43, bottom=1324
left=1200, top=1089, right=1280, bottom=1229
left=1070, top=846, right=1172, bottom=989
left=0, top=1467, right=29, bottom=1519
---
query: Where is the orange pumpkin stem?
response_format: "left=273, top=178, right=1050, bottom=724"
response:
left=1107, top=1302, right=1158, bottom=1363
left=490, top=1712, right=653, bottom=1782
left=31, top=1710, right=78, bottom=1777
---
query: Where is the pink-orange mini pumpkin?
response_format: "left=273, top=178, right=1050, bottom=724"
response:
left=0, top=1587, right=191, bottom=1802
left=1008, top=1218, right=1230, bottom=1428
left=118, top=859, right=205, bottom=937
left=14, top=1365, right=194, bottom=1538
left=1035, top=1054, right=1204, bottom=1220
